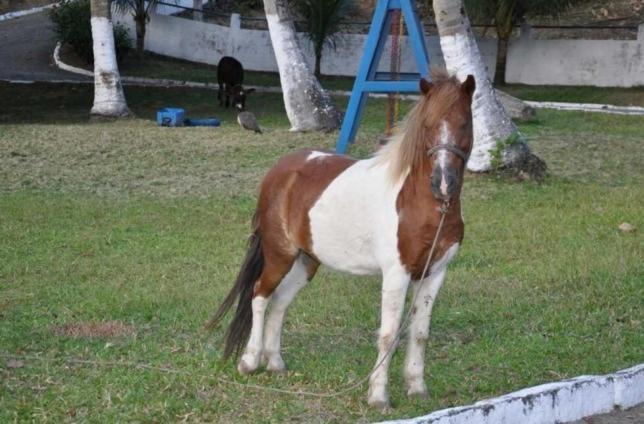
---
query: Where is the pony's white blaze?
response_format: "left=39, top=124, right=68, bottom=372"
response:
left=306, top=151, right=333, bottom=161
left=309, top=158, right=405, bottom=276
left=438, top=121, right=453, bottom=197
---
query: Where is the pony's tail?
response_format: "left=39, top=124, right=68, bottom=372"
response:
left=207, top=217, right=264, bottom=360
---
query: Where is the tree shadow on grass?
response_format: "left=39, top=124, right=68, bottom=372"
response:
left=0, top=82, right=291, bottom=126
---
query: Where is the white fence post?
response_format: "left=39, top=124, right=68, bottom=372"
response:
left=192, top=0, right=203, bottom=22
left=519, top=22, right=532, bottom=41
left=228, top=13, right=241, bottom=56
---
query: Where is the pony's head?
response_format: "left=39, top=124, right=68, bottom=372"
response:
left=381, top=69, right=475, bottom=202
left=422, top=72, right=475, bottom=201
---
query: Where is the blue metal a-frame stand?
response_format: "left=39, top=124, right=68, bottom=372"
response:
left=335, top=0, right=430, bottom=153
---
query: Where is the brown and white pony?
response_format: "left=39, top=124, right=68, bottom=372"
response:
left=210, top=70, right=475, bottom=409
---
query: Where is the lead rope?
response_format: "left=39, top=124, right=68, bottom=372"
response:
left=0, top=204, right=452, bottom=400
left=222, top=200, right=451, bottom=399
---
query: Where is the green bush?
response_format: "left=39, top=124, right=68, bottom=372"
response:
left=50, top=0, right=132, bottom=64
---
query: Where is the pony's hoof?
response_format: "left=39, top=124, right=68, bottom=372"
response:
left=266, top=359, right=287, bottom=374
left=237, top=356, right=258, bottom=375
left=262, top=352, right=286, bottom=373
left=407, top=387, right=428, bottom=400
left=368, top=389, right=391, bottom=412
left=368, top=397, right=391, bottom=412
left=368, top=384, right=390, bottom=411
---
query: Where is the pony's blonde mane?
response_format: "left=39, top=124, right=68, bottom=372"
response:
left=376, top=69, right=465, bottom=182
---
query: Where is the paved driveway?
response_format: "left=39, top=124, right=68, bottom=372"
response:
left=0, top=11, right=89, bottom=81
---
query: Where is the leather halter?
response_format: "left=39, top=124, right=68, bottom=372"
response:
left=426, top=144, right=470, bottom=163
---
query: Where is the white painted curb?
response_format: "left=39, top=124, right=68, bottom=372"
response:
left=42, top=43, right=644, bottom=117
left=524, top=100, right=644, bottom=116
left=0, top=3, right=58, bottom=22
left=378, top=363, right=644, bottom=424
left=53, top=42, right=93, bottom=77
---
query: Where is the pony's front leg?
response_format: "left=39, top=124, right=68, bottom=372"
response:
left=404, top=243, right=459, bottom=398
left=368, top=266, right=411, bottom=410
left=404, top=271, right=446, bottom=398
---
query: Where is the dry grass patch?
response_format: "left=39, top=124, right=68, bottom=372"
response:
left=52, top=321, right=136, bottom=338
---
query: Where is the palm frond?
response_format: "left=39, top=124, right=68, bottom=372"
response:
left=462, top=0, right=594, bottom=24
left=290, top=0, right=353, bottom=51
left=112, top=0, right=137, bottom=16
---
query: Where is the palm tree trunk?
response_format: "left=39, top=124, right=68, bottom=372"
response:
left=90, top=0, right=130, bottom=117
left=314, top=50, right=322, bottom=78
left=493, top=1, right=514, bottom=86
left=494, top=34, right=509, bottom=86
left=135, top=14, right=146, bottom=56
left=263, top=0, right=342, bottom=131
left=433, top=0, right=543, bottom=176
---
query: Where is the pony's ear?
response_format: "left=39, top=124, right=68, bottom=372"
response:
left=419, top=78, right=433, bottom=95
left=462, top=75, right=476, bottom=96
left=246, top=88, right=256, bottom=95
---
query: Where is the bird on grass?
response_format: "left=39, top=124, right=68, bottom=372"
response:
left=237, top=111, right=262, bottom=134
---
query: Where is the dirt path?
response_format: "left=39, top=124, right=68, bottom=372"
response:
left=0, top=11, right=89, bottom=81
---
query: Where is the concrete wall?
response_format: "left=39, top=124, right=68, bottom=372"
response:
left=113, top=12, right=497, bottom=80
left=506, top=25, right=644, bottom=87
left=114, top=12, right=644, bottom=87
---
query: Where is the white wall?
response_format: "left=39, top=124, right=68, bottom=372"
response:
left=506, top=25, right=644, bottom=87
left=114, top=12, right=644, bottom=87
left=114, top=12, right=497, bottom=79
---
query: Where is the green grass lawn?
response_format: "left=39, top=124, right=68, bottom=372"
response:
left=0, top=82, right=642, bottom=422
left=119, top=53, right=356, bottom=92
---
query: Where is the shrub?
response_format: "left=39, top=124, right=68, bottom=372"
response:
left=50, top=0, right=132, bottom=64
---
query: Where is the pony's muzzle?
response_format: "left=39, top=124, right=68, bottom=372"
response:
left=431, top=166, right=459, bottom=201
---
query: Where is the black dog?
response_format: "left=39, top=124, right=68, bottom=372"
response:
left=217, top=56, right=255, bottom=111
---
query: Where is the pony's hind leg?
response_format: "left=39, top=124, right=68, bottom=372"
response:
left=237, top=251, right=297, bottom=375
left=263, top=253, right=319, bottom=372
left=237, top=295, right=269, bottom=374
left=368, top=265, right=411, bottom=410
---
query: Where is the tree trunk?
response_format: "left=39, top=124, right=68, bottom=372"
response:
left=90, top=0, right=130, bottom=117
left=493, top=4, right=514, bottom=86
left=432, top=0, right=544, bottom=177
left=135, top=14, right=146, bottom=55
left=494, top=34, right=509, bottom=86
left=314, top=50, right=322, bottom=79
left=263, top=0, right=342, bottom=131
